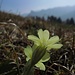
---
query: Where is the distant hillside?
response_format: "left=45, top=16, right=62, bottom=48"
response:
left=61, top=10, right=75, bottom=20
left=26, top=5, right=75, bottom=20
left=0, top=11, right=25, bottom=23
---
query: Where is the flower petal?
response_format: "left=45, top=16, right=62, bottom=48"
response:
left=47, top=36, right=59, bottom=45
left=47, top=44, right=63, bottom=50
left=32, top=44, right=38, bottom=52
left=38, top=29, right=44, bottom=43
left=24, top=46, right=32, bottom=60
left=28, top=35, right=40, bottom=46
left=41, top=51, right=50, bottom=62
left=51, top=44, right=63, bottom=49
left=26, top=57, right=30, bottom=61
left=43, top=30, right=49, bottom=44
left=35, top=62, right=45, bottom=71
left=47, top=44, right=53, bottom=50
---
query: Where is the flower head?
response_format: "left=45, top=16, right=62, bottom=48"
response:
left=28, top=29, right=63, bottom=50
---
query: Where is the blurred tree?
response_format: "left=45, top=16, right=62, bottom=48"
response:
left=66, top=18, right=74, bottom=25
left=69, top=18, right=74, bottom=25
left=66, top=19, right=70, bottom=24
left=57, top=17, right=62, bottom=23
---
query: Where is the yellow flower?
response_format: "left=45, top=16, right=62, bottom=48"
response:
left=28, top=29, right=63, bottom=51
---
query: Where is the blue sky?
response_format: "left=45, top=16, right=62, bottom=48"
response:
left=0, top=0, right=75, bottom=14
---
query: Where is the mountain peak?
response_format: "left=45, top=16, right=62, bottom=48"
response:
left=26, top=5, right=75, bottom=20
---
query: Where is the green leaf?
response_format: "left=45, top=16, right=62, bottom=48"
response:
left=35, top=62, right=45, bottom=71
left=28, top=35, right=40, bottom=46
left=24, top=46, right=32, bottom=61
left=22, top=60, right=34, bottom=75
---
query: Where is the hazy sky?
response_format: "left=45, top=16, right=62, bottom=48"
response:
left=0, top=0, right=75, bottom=14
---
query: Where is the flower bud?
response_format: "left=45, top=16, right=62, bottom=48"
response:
left=31, top=46, right=46, bottom=67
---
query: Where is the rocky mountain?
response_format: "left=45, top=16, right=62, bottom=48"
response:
left=26, top=5, right=75, bottom=20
